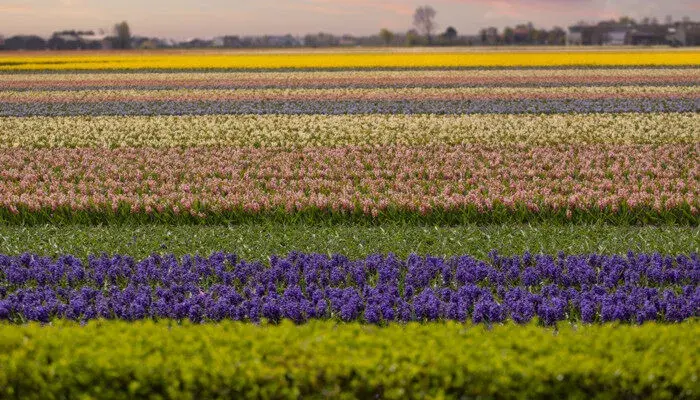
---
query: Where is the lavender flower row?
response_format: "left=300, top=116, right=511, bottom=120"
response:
left=1, top=252, right=697, bottom=324
left=7, top=83, right=700, bottom=92
left=1, top=99, right=697, bottom=117
left=5, top=69, right=697, bottom=90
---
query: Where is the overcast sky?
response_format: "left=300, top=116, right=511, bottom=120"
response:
left=2, top=0, right=699, bottom=40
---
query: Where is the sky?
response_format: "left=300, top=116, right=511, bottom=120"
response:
left=1, top=0, right=699, bottom=40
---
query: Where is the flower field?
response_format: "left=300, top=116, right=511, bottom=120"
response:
left=2, top=49, right=699, bottom=70
left=0, top=48, right=698, bottom=398
left=2, top=252, right=697, bottom=324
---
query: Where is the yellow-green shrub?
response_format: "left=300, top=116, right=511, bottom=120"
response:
left=0, top=320, right=697, bottom=399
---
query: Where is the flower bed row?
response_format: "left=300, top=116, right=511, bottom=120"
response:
left=2, top=98, right=696, bottom=116
left=4, top=68, right=699, bottom=90
left=2, top=86, right=697, bottom=103
left=1, top=251, right=698, bottom=324
left=3, top=113, right=696, bottom=148
left=0, top=145, right=696, bottom=224
left=1, top=50, right=698, bottom=71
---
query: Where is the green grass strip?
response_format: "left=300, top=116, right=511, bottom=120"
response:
left=1, top=205, right=698, bottom=226
left=0, top=223, right=697, bottom=260
left=0, top=320, right=697, bottom=399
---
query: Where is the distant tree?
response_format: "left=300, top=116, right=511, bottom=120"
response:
left=304, top=32, right=338, bottom=47
left=27, top=35, right=47, bottom=50
left=48, top=35, right=80, bottom=50
left=547, top=27, right=566, bottom=45
left=405, top=29, right=421, bottom=46
left=503, top=27, right=514, bottom=44
left=5, top=35, right=46, bottom=50
left=618, top=16, right=636, bottom=26
left=444, top=26, right=457, bottom=43
left=223, top=35, right=242, bottom=48
left=413, top=5, right=437, bottom=43
left=304, top=34, right=318, bottom=47
left=379, top=28, right=394, bottom=45
left=113, top=21, right=131, bottom=49
left=534, top=29, right=548, bottom=44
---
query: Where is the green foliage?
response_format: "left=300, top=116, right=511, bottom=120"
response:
left=0, top=203, right=697, bottom=226
left=0, top=223, right=697, bottom=260
left=0, top=320, right=697, bottom=399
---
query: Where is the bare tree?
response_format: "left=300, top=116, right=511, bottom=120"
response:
left=379, top=28, right=394, bottom=46
left=113, top=21, right=131, bottom=49
left=413, top=6, right=437, bottom=43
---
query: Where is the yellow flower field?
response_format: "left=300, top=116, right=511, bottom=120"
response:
left=1, top=50, right=699, bottom=70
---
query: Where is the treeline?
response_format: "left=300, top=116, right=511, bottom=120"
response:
left=0, top=21, right=132, bottom=51
left=1, top=8, right=698, bottom=50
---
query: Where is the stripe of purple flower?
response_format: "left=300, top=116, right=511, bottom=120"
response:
left=1, top=98, right=696, bottom=116
left=1, top=251, right=697, bottom=325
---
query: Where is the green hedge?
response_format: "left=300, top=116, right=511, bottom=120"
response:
left=0, top=320, right=698, bottom=399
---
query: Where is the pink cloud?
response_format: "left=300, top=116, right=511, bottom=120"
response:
left=304, top=0, right=415, bottom=16
left=376, top=3, right=414, bottom=16
left=438, top=0, right=625, bottom=23
left=286, top=3, right=361, bottom=16
left=0, top=5, right=33, bottom=13
left=442, top=0, right=593, bottom=13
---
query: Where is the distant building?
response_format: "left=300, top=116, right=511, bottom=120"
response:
left=567, top=19, right=700, bottom=46
left=131, top=36, right=170, bottom=49
left=627, top=25, right=669, bottom=45
left=513, top=25, right=531, bottom=44
left=339, top=35, right=357, bottom=46
left=48, top=30, right=110, bottom=50
left=606, top=29, right=628, bottom=45
left=667, top=23, right=700, bottom=46
left=179, top=38, right=214, bottom=48
left=78, top=32, right=110, bottom=49
left=568, top=22, right=636, bottom=45
left=566, top=25, right=586, bottom=45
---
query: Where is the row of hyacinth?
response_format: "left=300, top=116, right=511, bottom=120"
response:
left=1, top=98, right=697, bottom=117
left=3, top=113, right=696, bottom=148
left=2, top=86, right=696, bottom=102
left=0, top=146, right=695, bottom=221
left=1, top=51, right=695, bottom=71
left=8, top=83, right=700, bottom=92
left=1, top=252, right=697, bottom=324
left=3, top=69, right=699, bottom=91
